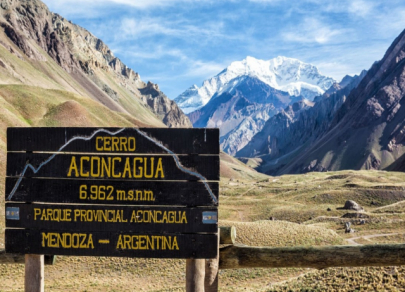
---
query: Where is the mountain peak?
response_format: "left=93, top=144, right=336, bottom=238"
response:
left=175, top=56, right=335, bottom=113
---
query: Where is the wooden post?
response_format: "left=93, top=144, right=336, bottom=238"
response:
left=219, top=226, right=236, bottom=245
left=25, top=254, right=44, bottom=292
left=205, top=228, right=220, bottom=292
left=219, top=244, right=405, bottom=270
left=186, top=259, right=205, bottom=292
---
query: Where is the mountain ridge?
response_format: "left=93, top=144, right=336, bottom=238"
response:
left=237, top=28, right=405, bottom=175
left=0, top=0, right=191, bottom=128
left=175, top=56, right=336, bottom=114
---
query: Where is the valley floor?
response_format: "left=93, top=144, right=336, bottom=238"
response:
left=1, top=169, right=405, bottom=291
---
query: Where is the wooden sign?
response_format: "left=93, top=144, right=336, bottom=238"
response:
left=5, top=127, right=220, bottom=259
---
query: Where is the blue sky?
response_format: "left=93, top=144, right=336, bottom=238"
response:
left=42, top=0, right=405, bottom=99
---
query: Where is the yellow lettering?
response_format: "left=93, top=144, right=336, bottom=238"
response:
left=112, top=157, right=121, bottom=178
left=88, top=234, right=94, bottom=249
left=42, top=232, right=50, bottom=247
left=128, top=190, right=134, bottom=200
left=80, top=234, right=87, bottom=248
left=155, top=158, right=164, bottom=178
left=91, top=157, right=100, bottom=177
left=124, top=235, right=131, bottom=249
left=120, top=137, right=127, bottom=151
left=139, top=235, right=147, bottom=250
left=74, top=210, right=80, bottom=221
left=112, top=137, right=119, bottom=151
left=133, top=157, right=143, bottom=178
left=122, top=158, right=132, bottom=178
left=181, top=211, right=187, bottom=223
left=128, top=137, right=136, bottom=151
left=34, top=208, right=41, bottom=220
left=172, top=236, right=179, bottom=250
left=101, top=157, right=111, bottom=177
left=144, top=157, right=154, bottom=178
left=104, top=137, right=111, bottom=151
left=96, top=137, right=103, bottom=151
left=130, top=210, right=138, bottom=222
left=67, top=156, right=79, bottom=177
left=80, top=156, right=90, bottom=177
left=117, top=235, right=123, bottom=249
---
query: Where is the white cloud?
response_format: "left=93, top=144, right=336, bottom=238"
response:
left=316, top=61, right=356, bottom=81
left=283, top=18, right=345, bottom=44
left=45, top=0, right=216, bottom=11
left=183, top=59, right=225, bottom=78
left=248, top=0, right=279, bottom=3
left=348, top=0, right=375, bottom=17
left=118, top=18, right=180, bottom=38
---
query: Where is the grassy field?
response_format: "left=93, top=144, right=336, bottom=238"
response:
left=1, top=169, right=405, bottom=291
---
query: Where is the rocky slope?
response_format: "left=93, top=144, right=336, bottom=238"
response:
left=0, top=0, right=191, bottom=128
left=236, top=70, right=366, bottom=174
left=175, top=56, right=336, bottom=114
left=180, top=57, right=335, bottom=155
left=239, top=28, right=405, bottom=175
left=188, top=76, right=295, bottom=155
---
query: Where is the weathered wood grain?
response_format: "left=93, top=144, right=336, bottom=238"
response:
left=186, top=259, right=205, bottom=292
left=219, top=244, right=405, bottom=269
left=25, top=254, right=44, bottom=292
left=204, top=228, right=220, bottom=292
left=219, top=226, right=236, bottom=245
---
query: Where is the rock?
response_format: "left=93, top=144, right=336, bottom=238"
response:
left=345, top=222, right=355, bottom=233
left=341, top=212, right=369, bottom=219
left=340, top=200, right=364, bottom=211
left=1, top=0, right=9, bottom=10
left=102, top=84, right=119, bottom=101
left=140, top=83, right=192, bottom=128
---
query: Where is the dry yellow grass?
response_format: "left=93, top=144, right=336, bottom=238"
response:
left=267, top=266, right=405, bottom=292
left=220, top=220, right=343, bottom=247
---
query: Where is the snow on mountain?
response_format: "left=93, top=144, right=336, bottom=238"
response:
left=174, top=56, right=336, bottom=113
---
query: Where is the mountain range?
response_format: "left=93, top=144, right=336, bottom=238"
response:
left=175, top=56, right=336, bottom=114
left=237, top=28, right=405, bottom=175
left=177, top=56, right=336, bottom=155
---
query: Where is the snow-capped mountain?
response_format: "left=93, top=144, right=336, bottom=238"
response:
left=174, top=56, right=336, bottom=114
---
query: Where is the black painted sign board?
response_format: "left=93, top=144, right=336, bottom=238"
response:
left=5, top=127, right=219, bottom=259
